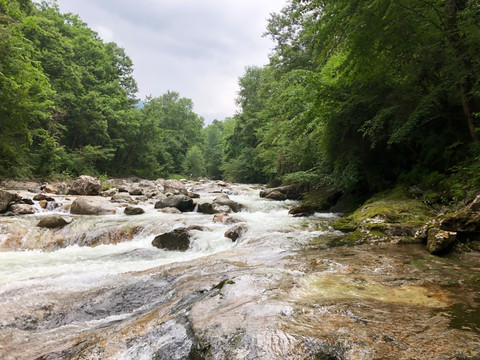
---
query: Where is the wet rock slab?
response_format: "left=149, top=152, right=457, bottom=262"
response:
left=1, top=240, right=480, bottom=360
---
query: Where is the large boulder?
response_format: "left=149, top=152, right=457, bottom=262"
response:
left=224, top=224, right=248, bottom=242
left=289, top=205, right=315, bottom=217
left=197, top=202, right=216, bottom=214
left=213, top=195, right=243, bottom=213
left=0, top=190, right=16, bottom=213
left=154, top=195, right=195, bottom=212
left=161, top=179, right=188, bottom=195
left=466, top=195, right=480, bottom=212
left=427, top=228, right=457, bottom=254
left=70, top=197, right=116, bottom=215
left=266, top=190, right=287, bottom=201
left=260, top=185, right=303, bottom=200
left=152, top=228, right=191, bottom=251
left=37, top=216, right=70, bottom=229
left=68, top=176, right=102, bottom=196
left=197, top=202, right=234, bottom=214
left=42, top=184, right=60, bottom=194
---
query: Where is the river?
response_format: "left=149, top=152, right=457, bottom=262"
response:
left=1, top=181, right=479, bottom=359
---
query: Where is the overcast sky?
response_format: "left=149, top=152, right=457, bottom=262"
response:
left=54, top=0, right=286, bottom=124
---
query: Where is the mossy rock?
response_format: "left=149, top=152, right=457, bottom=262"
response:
left=333, top=187, right=436, bottom=235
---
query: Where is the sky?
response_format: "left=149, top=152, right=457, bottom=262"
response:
left=53, top=0, right=287, bottom=124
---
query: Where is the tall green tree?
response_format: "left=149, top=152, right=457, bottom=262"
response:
left=0, top=0, right=57, bottom=177
left=141, top=91, right=204, bottom=175
left=222, top=66, right=270, bottom=183
left=203, top=120, right=224, bottom=179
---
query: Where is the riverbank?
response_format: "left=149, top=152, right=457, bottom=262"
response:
left=1, top=178, right=480, bottom=359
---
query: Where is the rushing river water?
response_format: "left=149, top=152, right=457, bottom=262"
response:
left=1, top=181, right=480, bottom=359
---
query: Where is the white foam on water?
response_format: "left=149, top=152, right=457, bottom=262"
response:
left=0, top=185, right=338, bottom=295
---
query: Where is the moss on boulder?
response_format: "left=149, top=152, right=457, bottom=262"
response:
left=333, top=188, right=436, bottom=242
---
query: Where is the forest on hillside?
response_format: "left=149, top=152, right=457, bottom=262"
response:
left=1, top=0, right=479, bottom=200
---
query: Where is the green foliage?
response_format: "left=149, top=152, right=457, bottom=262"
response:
left=0, top=1, right=208, bottom=180
left=220, top=0, right=480, bottom=194
left=2, top=0, right=479, bottom=192
left=182, top=145, right=206, bottom=178
left=0, top=0, right=55, bottom=177
left=141, top=91, right=204, bottom=176
left=204, top=120, right=224, bottom=179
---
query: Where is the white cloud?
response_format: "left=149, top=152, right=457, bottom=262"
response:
left=92, top=25, right=114, bottom=42
left=54, top=0, right=287, bottom=123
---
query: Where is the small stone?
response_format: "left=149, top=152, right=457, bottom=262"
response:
left=158, top=207, right=182, bottom=214
left=124, top=206, right=145, bottom=215
left=224, top=224, right=248, bottom=242
left=37, top=216, right=70, bottom=229
left=213, top=213, right=230, bottom=223
left=33, top=193, right=55, bottom=201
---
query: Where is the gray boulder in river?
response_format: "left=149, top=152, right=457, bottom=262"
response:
left=124, top=206, right=145, bottom=215
left=70, top=196, right=116, bottom=215
left=213, top=195, right=244, bottom=212
left=68, top=175, right=102, bottom=196
left=154, top=195, right=195, bottom=212
left=152, top=228, right=191, bottom=251
left=37, top=216, right=70, bottom=229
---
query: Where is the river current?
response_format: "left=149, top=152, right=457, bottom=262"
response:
left=1, top=181, right=479, bottom=359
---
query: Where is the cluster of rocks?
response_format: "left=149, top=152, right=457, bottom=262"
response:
left=331, top=187, right=480, bottom=256
left=417, top=194, right=480, bottom=254
left=1, top=175, right=252, bottom=251
left=151, top=221, right=249, bottom=252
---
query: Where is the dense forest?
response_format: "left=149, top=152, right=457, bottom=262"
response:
left=1, top=0, right=479, bottom=200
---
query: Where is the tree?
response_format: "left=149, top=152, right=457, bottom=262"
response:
left=0, top=0, right=56, bottom=177
left=204, top=120, right=224, bottom=179
left=21, top=2, right=139, bottom=175
left=254, top=0, right=480, bottom=191
left=141, top=92, right=204, bottom=175
left=182, top=145, right=206, bottom=178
